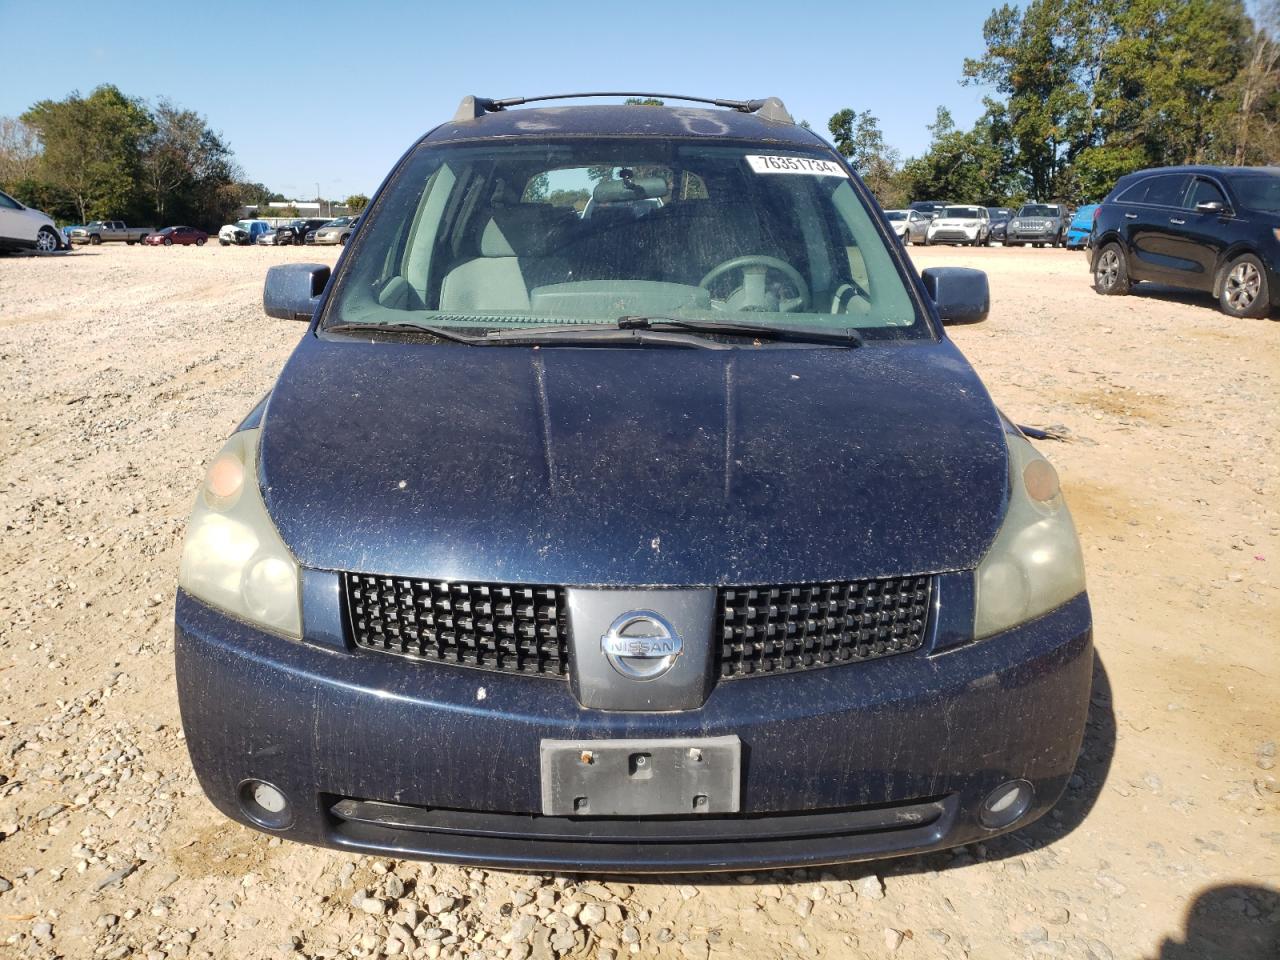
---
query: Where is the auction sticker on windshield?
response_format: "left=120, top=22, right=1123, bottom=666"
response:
left=746, top=155, right=848, bottom=177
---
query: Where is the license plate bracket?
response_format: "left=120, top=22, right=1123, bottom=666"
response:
left=540, top=735, right=741, bottom=816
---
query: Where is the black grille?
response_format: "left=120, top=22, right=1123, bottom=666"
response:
left=343, top=574, right=569, bottom=678
left=716, top=576, right=932, bottom=679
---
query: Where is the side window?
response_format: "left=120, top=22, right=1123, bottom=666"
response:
left=1187, top=178, right=1227, bottom=209
left=0, top=192, right=20, bottom=210
left=1119, top=174, right=1189, bottom=207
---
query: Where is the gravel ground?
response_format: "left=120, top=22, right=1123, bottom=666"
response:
left=0, top=242, right=1276, bottom=959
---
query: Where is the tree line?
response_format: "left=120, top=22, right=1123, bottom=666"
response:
left=0, top=85, right=370, bottom=228
left=830, top=0, right=1280, bottom=208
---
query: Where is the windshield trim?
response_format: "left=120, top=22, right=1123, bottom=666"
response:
left=317, top=135, right=942, bottom=344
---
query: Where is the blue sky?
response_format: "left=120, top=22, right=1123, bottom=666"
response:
left=0, top=0, right=996, bottom=200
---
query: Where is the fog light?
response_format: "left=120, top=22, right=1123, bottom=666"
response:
left=237, top=778, right=292, bottom=829
left=980, top=779, right=1034, bottom=829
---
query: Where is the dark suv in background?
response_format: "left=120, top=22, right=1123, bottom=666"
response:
left=1091, top=165, right=1280, bottom=318
left=1005, top=203, right=1067, bottom=247
left=274, top=218, right=329, bottom=246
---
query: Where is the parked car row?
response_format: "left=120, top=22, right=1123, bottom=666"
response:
left=890, top=203, right=1072, bottom=247
left=214, top=215, right=361, bottom=247
left=2, top=208, right=364, bottom=256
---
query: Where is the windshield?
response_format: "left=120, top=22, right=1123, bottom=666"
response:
left=1226, top=172, right=1280, bottom=214
left=324, top=217, right=351, bottom=227
left=941, top=206, right=981, bottom=218
left=325, top=138, right=925, bottom=341
left=1018, top=205, right=1058, bottom=217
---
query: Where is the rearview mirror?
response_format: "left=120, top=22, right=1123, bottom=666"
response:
left=264, top=263, right=330, bottom=321
left=921, top=267, right=990, bottom=324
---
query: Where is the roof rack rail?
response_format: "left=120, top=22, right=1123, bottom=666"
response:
left=452, top=93, right=793, bottom=124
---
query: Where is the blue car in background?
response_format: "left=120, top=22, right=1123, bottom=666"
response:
left=174, top=92, right=1093, bottom=872
left=1066, top=204, right=1099, bottom=249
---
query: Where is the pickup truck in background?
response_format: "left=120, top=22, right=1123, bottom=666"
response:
left=69, top=221, right=155, bottom=245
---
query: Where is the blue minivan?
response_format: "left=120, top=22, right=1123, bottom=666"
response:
left=174, top=94, right=1092, bottom=872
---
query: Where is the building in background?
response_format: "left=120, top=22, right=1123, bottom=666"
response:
left=238, top=199, right=351, bottom=225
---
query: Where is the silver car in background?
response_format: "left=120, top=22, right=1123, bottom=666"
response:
left=306, top=215, right=360, bottom=246
left=885, top=209, right=931, bottom=246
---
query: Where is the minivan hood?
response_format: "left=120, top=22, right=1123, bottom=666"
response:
left=258, top=335, right=1009, bottom=586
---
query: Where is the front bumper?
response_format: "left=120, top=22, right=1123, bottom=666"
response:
left=1007, top=229, right=1058, bottom=243
left=927, top=228, right=980, bottom=244
left=176, top=588, right=1092, bottom=872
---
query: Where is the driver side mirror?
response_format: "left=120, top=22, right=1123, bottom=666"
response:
left=1195, top=201, right=1231, bottom=216
left=921, top=267, right=989, bottom=324
left=264, top=263, right=330, bottom=321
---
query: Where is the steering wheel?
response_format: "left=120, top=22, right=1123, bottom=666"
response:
left=698, top=255, right=811, bottom=313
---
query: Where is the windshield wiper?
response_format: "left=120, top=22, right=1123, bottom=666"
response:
left=324, top=322, right=730, bottom=349
left=324, top=318, right=862, bottom=348
left=325, top=322, right=481, bottom=344
left=616, top=315, right=862, bottom=347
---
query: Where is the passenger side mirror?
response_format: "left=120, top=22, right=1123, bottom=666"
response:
left=921, top=267, right=990, bottom=325
left=264, top=263, right=330, bottom=321
left=1195, top=201, right=1230, bottom=216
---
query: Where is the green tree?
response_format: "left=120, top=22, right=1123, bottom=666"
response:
left=623, top=97, right=665, bottom=106
left=1233, top=0, right=1280, bottom=163
left=963, top=0, right=1267, bottom=201
left=140, top=99, right=235, bottom=223
left=899, top=105, right=1016, bottom=205
left=234, top=181, right=282, bottom=208
left=963, top=1, right=1095, bottom=199
left=22, top=85, right=153, bottom=223
left=547, top=188, right=590, bottom=210
left=1096, top=0, right=1250, bottom=166
left=0, top=117, right=40, bottom=192
left=344, top=193, right=370, bottom=213
left=828, top=109, right=886, bottom=173
left=521, top=174, right=549, bottom=202
left=828, top=108, right=905, bottom=206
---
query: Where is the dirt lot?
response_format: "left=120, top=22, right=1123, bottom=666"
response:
left=0, top=242, right=1276, bottom=960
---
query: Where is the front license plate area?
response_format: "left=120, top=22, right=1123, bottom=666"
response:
left=540, top=736, right=741, bottom=816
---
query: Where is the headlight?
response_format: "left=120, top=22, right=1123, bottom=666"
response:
left=973, top=427, right=1086, bottom=639
left=1010, top=220, right=1020, bottom=229
left=964, top=221, right=978, bottom=228
left=178, top=427, right=302, bottom=638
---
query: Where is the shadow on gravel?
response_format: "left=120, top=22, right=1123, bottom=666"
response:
left=1155, top=884, right=1280, bottom=959
left=0, top=250, right=96, bottom=258
left=1129, top=284, right=1221, bottom=312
